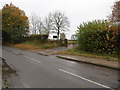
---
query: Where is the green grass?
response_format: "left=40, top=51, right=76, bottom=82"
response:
left=57, top=46, right=119, bottom=61
left=68, top=40, right=76, bottom=44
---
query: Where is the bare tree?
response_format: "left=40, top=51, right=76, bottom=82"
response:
left=51, top=11, right=70, bottom=39
left=30, top=14, right=37, bottom=34
left=29, top=11, right=70, bottom=38
left=42, top=14, right=53, bottom=35
left=36, top=17, right=43, bottom=34
left=71, top=34, right=77, bottom=40
left=30, top=13, right=42, bottom=34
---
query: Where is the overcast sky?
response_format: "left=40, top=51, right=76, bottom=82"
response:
left=0, top=0, right=116, bottom=39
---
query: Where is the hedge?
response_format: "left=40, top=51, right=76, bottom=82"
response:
left=77, top=20, right=118, bottom=54
left=27, top=34, right=48, bottom=43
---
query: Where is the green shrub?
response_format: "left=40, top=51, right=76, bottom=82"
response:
left=28, top=34, right=48, bottom=43
left=116, top=31, right=120, bottom=55
left=2, top=30, right=11, bottom=43
left=77, top=20, right=117, bottom=54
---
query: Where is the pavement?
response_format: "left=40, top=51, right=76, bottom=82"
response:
left=56, top=55, right=119, bottom=70
left=29, top=47, right=119, bottom=70
left=2, top=46, right=119, bottom=88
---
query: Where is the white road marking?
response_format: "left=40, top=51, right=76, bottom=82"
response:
left=66, top=61, right=77, bottom=64
left=20, top=79, right=31, bottom=88
left=23, top=56, right=29, bottom=58
left=8, top=50, right=41, bottom=63
left=23, top=56, right=41, bottom=63
left=59, top=69, right=112, bottom=89
left=5, top=50, right=19, bottom=55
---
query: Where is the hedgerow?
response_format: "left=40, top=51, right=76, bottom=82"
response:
left=77, top=20, right=118, bottom=54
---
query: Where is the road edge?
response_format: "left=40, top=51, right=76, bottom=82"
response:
left=56, top=55, right=120, bottom=70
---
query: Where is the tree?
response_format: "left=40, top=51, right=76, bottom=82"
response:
left=109, top=1, right=120, bottom=53
left=71, top=34, right=77, bottom=40
left=42, top=14, right=53, bottom=35
left=37, top=17, right=43, bottom=35
left=51, top=11, right=70, bottom=39
left=30, top=14, right=37, bottom=34
left=30, top=14, right=43, bottom=35
left=108, top=1, right=120, bottom=35
left=2, top=3, right=29, bottom=43
left=109, top=1, right=120, bottom=22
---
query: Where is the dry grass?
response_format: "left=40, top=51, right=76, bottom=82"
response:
left=12, top=44, right=43, bottom=50
left=7, top=41, right=60, bottom=50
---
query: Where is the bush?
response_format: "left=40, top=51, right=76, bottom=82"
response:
left=28, top=34, right=48, bottom=43
left=116, top=31, right=120, bottom=55
left=2, top=30, right=11, bottom=43
left=77, top=20, right=117, bottom=54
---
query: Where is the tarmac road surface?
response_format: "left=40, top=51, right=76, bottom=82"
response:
left=2, top=46, right=119, bottom=89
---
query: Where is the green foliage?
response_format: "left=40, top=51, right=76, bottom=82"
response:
left=28, top=34, right=48, bottom=43
left=2, top=3, right=29, bottom=43
left=77, top=20, right=117, bottom=54
left=116, top=31, right=120, bottom=55
left=68, top=40, right=76, bottom=44
left=2, top=30, right=11, bottom=42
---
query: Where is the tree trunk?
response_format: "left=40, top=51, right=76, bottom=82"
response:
left=57, top=30, right=59, bottom=40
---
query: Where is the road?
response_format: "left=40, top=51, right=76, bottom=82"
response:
left=2, top=46, right=119, bottom=89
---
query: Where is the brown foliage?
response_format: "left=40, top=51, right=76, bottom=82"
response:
left=2, top=3, right=29, bottom=43
left=109, top=1, right=120, bottom=22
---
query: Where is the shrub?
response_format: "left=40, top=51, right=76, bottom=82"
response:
left=116, top=31, right=120, bottom=55
left=28, top=34, right=48, bottom=43
left=2, top=30, right=11, bottom=43
left=77, top=20, right=117, bottom=54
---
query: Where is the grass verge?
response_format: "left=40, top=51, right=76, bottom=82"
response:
left=56, top=46, right=119, bottom=61
left=4, top=40, right=60, bottom=50
left=68, top=40, right=76, bottom=44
